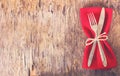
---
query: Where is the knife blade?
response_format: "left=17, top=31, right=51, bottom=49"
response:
left=97, top=7, right=107, bottom=67
left=97, top=7, right=105, bottom=35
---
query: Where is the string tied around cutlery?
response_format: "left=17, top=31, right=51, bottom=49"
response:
left=86, top=32, right=108, bottom=46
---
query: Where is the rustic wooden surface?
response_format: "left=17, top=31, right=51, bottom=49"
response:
left=0, top=0, right=120, bottom=76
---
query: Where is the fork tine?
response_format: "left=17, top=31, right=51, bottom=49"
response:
left=91, top=12, right=97, bottom=25
left=90, top=13, right=94, bottom=25
left=88, top=13, right=92, bottom=26
left=88, top=14, right=91, bottom=26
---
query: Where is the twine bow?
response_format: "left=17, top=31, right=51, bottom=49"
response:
left=86, top=32, right=108, bottom=46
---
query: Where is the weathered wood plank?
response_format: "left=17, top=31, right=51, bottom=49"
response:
left=0, top=0, right=120, bottom=76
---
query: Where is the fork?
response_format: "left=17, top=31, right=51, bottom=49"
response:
left=87, top=13, right=107, bottom=67
left=87, top=13, right=98, bottom=67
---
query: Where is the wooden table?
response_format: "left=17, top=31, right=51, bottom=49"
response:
left=0, top=0, right=120, bottom=76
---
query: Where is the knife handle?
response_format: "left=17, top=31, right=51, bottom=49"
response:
left=98, top=40, right=107, bottom=67
left=88, top=41, right=97, bottom=67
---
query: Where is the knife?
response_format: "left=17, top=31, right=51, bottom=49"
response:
left=97, top=7, right=107, bottom=67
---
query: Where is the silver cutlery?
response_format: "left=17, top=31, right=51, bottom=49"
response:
left=87, top=7, right=107, bottom=67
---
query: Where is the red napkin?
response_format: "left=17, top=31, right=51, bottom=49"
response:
left=80, top=7, right=117, bottom=69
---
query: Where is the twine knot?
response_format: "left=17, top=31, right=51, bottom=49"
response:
left=86, top=32, right=108, bottom=46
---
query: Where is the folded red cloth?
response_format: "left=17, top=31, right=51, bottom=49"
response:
left=80, top=7, right=117, bottom=69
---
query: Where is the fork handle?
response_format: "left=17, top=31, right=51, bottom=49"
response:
left=88, top=41, right=97, bottom=67
left=98, top=40, right=107, bottom=67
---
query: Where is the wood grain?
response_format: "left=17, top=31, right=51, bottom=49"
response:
left=0, top=0, right=120, bottom=76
